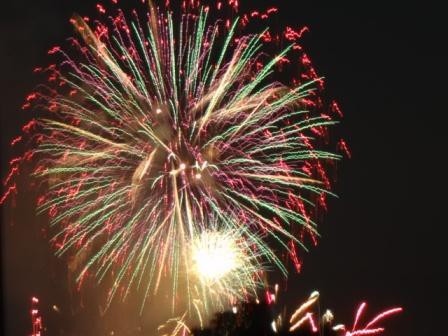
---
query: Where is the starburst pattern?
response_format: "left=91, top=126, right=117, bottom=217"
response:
left=2, top=1, right=341, bottom=311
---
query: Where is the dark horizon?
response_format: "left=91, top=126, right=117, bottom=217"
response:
left=1, top=1, right=443, bottom=335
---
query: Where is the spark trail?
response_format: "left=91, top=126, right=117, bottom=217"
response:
left=2, top=0, right=344, bottom=313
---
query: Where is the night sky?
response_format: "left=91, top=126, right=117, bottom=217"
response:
left=1, top=1, right=444, bottom=335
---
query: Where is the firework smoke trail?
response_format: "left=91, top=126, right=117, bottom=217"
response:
left=2, top=0, right=344, bottom=313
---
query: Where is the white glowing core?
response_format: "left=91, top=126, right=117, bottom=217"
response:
left=193, top=232, right=239, bottom=282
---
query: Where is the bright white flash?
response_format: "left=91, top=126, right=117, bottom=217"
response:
left=192, top=231, right=239, bottom=282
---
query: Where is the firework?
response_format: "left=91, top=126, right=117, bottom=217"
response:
left=2, top=0, right=341, bottom=312
left=338, top=302, right=403, bottom=336
left=192, top=288, right=401, bottom=336
left=30, top=297, right=43, bottom=336
left=281, top=290, right=402, bottom=335
left=189, top=227, right=265, bottom=314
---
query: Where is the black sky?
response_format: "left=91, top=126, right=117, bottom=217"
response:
left=1, top=1, right=445, bottom=335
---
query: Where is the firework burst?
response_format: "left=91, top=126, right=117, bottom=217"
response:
left=2, top=0, right=342, bottom=312
left=185, top=288, right=402, bottom=336
left=189, top=227, right=265, bottom=313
